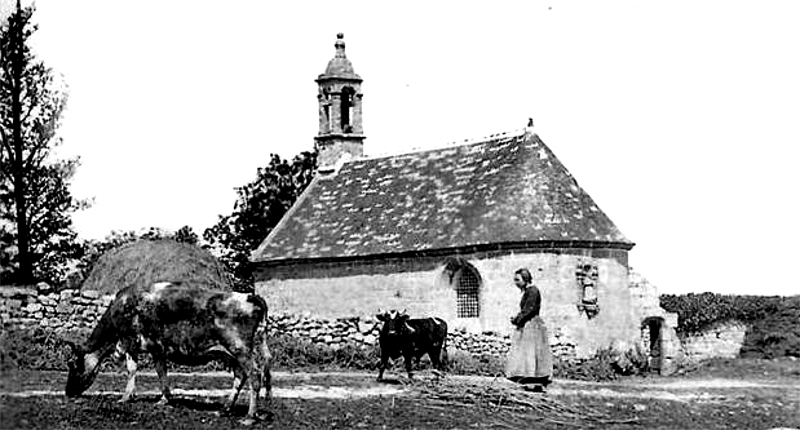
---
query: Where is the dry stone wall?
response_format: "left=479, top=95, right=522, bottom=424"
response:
left=0, top=284, right=576, bottom=360
left=680, top=320, right=747, bottom=363
left=267, top=313, right=579, bottom=359
left=1, top=285, right=113, bottom=333
left=0, top=284, right=746, bottom=367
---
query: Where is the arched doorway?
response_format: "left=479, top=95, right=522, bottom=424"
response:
left=641, top=317, right=665, bottom=373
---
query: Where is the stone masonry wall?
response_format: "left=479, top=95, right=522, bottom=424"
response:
left=680, top=320, right=747, bottom=363
left=0, top=284, right=114, bottom=333
left=257, top=250, right=636, bottom=359
left=4, top=281, right=742, bottom=366
left=627, top=270, right=682, bottom=374
left=0, top=283, right=571, bottom=360
left=267, top=312, right=578, bottom=359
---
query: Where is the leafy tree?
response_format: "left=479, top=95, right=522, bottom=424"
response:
left=0, top=2, right=88, bottom=285
left=204, top=149, right=317, bottom=290
left=172, top=225, right=199, bottom=245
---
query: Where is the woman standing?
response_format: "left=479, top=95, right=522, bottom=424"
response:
left=505, top=268, right=553, bottom=392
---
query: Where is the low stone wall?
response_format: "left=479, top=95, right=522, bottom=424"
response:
left=680, top=320, right=748, bottom=363
left=0, top=284, right=579, bottom=360
left=3, top=283, right=747, bottom=369
left=267, top=313, right=580, bottom=359
left=0, top=285, right=113, bottom=333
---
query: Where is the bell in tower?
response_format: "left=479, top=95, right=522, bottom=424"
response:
left=315, top=33, right=365, bottom=172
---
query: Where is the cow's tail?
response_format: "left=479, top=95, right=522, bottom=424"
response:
left=247, top=294, right=272, bottom=398
left=247, top=294, right=270, bottom=353
left=247, top=294, right=269, bottom=328
left=441, top=320, right=449, bottom=368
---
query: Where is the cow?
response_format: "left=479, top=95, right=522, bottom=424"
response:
left=375, top=310, right=448, bottom=381
left=63, top=281, right=272, bottom=425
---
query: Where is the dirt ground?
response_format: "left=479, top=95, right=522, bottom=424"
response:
left=1, top=359, right=798, bottom=429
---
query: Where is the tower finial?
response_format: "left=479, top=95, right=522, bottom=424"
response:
left=335, top=33, right=346, bottom=57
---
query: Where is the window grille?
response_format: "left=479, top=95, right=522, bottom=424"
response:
left=456, top=270, right=480, bottom=318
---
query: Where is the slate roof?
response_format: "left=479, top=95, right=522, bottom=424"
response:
left=252, top=130, right=632, bottom=263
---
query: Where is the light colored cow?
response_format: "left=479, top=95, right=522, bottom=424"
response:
left=64, top=281, right=272, bottom=425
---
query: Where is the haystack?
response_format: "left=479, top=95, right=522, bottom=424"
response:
left=81, top=239, right=234, bottom=294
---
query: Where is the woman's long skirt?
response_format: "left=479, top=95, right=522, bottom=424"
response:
left=505, top=316, right=553, bottom=384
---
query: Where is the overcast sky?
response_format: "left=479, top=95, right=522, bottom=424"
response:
left=3, top=0, right=799, bottom=296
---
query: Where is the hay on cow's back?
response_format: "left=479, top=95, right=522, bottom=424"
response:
left=81, top=239, right=234, bottom=294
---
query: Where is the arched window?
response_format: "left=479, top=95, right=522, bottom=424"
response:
left=457, top=269, right=481, bottom=318
left=324, top=105, right=332, bottom=132
left=341, top=87, right=355, bottom=132
left=321, top=90, right=332, bottom=132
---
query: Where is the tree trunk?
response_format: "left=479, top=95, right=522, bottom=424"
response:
left=10, top=4, right=32, bottom=284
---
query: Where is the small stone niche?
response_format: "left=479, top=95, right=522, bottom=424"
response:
left=576, top=263, right=600, bottom=319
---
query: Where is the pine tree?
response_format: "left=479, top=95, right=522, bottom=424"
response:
left=0, top=2, right=89, bottom=284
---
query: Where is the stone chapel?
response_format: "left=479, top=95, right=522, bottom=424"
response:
left=251, top=34, right=678, bottom=363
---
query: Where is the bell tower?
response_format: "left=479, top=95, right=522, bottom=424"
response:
left=315, top=33, right=365, bottom=172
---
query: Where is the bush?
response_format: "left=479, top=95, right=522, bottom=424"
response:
left=0, top=326, right=77, bottom=371
left=268, top=334, right=381, bottom=371
left=660, top=293, right=781, bottom=334
left=0, top=327, right=226, bottom=373
left=554, top=346, right=650, bottom=381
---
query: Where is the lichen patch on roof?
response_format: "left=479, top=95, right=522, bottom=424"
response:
left=252, top=131, right=631, bottom=262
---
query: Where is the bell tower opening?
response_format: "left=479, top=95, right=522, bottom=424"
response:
left=341, top=86, right=355, bottom=133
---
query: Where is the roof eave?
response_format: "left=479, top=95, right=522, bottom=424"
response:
left=251, top=239, right=635, bottom=266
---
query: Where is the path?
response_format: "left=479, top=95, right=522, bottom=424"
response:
left=2, top=370, right=798, bottom=402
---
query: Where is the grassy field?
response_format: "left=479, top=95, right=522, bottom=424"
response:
left=1, top=358, right=798, bottom=429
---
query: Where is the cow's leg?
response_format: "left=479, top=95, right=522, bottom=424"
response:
left=261, top=364, right=272, bottom=406
left=238, top=356, right=262, bottom=426
left=429, top=346, right=443, bottom=369
left=260, top=343, right=273, bottom=407
left=377, top=353, right=389, bottom=382
left=119, top=353, right=138, bottom=403
left=429, top=346, right=446, bottom=378
left=222, top=365, right=247, bottom=414
left=404, top=353, right=415, bottom=379
left=153, top=355, right=171, bottom=405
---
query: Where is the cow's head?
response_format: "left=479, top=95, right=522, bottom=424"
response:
left=64, top=341, right=100, bottom=397
left=376, top=309, right=415, bottom=338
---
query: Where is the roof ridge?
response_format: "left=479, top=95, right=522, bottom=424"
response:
left=359, top=127, right=531, bottom=163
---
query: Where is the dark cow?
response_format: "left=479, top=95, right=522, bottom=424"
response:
left=63, top=281, right=272, bottom=425
left=376, top=310, right=448, bottom=381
